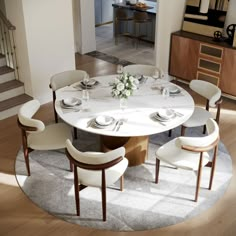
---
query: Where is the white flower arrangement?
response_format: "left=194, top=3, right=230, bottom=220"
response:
left=111, top=72, right=139, bottom=99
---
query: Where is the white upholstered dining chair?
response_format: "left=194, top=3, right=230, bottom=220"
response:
left=123, top=64, right=164, bottom=78
left=155, top=118, right=219, bottom=202
left=181, top=79, right=222, bottom=136
left=49, top=70, right=88, bottom=139
left=17, top=99, right=73, bottom=176
left=65, top=140, right=129, bottom=221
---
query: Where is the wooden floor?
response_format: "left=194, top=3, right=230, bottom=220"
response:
left=1, top=53, right=236, bottom=236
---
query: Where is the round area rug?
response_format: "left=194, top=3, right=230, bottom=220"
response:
left=15, top=127, right=232, bottom=231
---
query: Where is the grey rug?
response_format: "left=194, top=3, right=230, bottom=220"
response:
left=15, top=127, right=232, bottom=231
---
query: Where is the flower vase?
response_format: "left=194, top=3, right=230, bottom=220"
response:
left=120, top=98, right=128, bottom=111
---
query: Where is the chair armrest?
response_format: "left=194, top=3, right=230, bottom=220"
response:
left=181, top=137, right=219, bottom=152
left=66, top=139, right=126, bottom=166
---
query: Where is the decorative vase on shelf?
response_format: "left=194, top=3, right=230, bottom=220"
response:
left=119, top=97, right=128, bottom=111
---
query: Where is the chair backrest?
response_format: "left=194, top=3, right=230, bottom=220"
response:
left=18, top=99, right=45, bottom=133
left=123, top=64, right=164, bottom=77
left=176, top=118, right=219, bottom=150
left=190, top=80, right=221, bottom=107
left=50, top=70, right=88, bottom=91
left=66, top=139, right=125, bottom=169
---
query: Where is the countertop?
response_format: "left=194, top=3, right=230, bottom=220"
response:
left=112, top=0, right=157, bottom=15
left=173, top=30, right=236, bottom=50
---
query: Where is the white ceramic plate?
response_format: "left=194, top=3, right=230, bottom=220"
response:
left=95, top=115, right=114, bottom=126
left=156, top=109, right=175, bottom=120
left=62, top=97, right=81, bottom=107
left=168, top=85, right=181, bottom=94
left=80, top=79, right=98, bottom=88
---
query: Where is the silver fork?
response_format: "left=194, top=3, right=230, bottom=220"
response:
left=116, top=120, right=123, bottom=131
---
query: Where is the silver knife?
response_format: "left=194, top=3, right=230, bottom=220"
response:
left=113, top=120, right=120, bottom=131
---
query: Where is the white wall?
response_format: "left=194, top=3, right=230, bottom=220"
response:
left=5, top=0, right=76, bottom=104
left=155, top=0, right=186, bottom=80
left=73, top=0, right=96, bottom=54
left=225, top=0, right=236, bottom=30
left=5, top=0, right=33, bottom=96
left=0, top=0, right=5, bottom=13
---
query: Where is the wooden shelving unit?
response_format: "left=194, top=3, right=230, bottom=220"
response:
left=169, top=31, right=236, bottom=97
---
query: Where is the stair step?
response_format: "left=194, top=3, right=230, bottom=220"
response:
left=0, top=65, right=14, bottom=75
left=0, top=66, right=15, bottom=83
left=0, top=57, right=6, bottom=67
left=0, top=80, right=23, bottom=93
left=0, top=80, right=24, bottom=102
left=0, top=94, right=32, bottom=120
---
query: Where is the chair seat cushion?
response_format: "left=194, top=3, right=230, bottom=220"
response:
left=28, top=123, right=72, bottom=150
left=156, top=139, right=210, bottom=171
left=77, top=157, right=129, bottom=187
left=183, top=107, right=212, bottom=128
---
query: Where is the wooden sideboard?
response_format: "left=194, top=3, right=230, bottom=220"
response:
left=169, top=31, right=236, bottom=97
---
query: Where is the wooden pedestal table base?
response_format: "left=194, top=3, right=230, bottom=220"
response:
left=100, top=135, right=149, bottom=166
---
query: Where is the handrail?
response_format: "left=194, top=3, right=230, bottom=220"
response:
left=0, top=10, right=15, bottom=30
left=0, top=9, right=19, bottom=80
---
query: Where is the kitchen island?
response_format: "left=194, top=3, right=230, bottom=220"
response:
left=112, top=0, right=157, bottom=43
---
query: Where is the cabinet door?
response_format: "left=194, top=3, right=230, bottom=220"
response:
left=221, top=48, right=236, bottom=96
left=95, top=0, right=102, bottom=25
left=102, top=0, right=113, bottom=23
left=169, top=35, right=199, bottom=81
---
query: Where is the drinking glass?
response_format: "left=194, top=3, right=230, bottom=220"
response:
left=162, top=87, right=169, bottom=99
left=117, top=64, right=123, bottom=74
left=152, top=69, right=160, bottom=82
left=82, top=90, right=89, bottom=110
left=83, top=73, right=90, bottom=90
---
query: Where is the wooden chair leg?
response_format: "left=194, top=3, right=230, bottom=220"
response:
left=101, top=170, right=106, bottom=221
left=24, top=147, right=31, bottom=176
left=203, top=124, right=206, bottom=134
left=54, top=110, right=58, bottom=123
left=209, top=145, right=218, bottom=190
left=195, top=153, right=203, bottom=202
left=74, top=169, right=80, bottom=216
left=155, top=158, right=160, bottom=184
left=69, top=161, right=73, bottom=172
left=181, top=125, right=186, bottom=136
left=73, top=127, right=78, bottom=140
left=120, top=175, right=124, bottom=191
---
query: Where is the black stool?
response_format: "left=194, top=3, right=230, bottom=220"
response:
left=133, top=11, right=152, bottom=48
left=114, top=8, right=133, bottom=45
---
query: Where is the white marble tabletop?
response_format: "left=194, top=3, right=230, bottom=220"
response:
left=55, top=74, right=194, bottom=137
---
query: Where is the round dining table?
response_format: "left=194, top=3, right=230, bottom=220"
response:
left=55, top=74, right=194, bottom=166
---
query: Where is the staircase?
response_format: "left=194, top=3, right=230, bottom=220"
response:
left=0, top=10, right=32, bottom=120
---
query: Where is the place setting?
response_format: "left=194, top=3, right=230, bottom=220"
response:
left=151, top=108, right=180, bottom=126
left=167, top=85, right=183, bottom=97
left=87, top=115, right=116, bottom=129
left=60, top=97, right=82, bottom=113
left=72, top=75, right=99, bottom=90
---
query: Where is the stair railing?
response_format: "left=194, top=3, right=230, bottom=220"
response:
left=0, top=9, right=19, bottom=80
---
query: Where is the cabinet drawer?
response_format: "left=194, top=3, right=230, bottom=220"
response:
left=199, top=43, right=223, bottom=60
left=198, top=58, right=221, bottom=74
left=197, top=71, right=219, bottom=86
